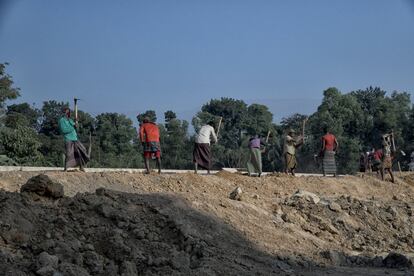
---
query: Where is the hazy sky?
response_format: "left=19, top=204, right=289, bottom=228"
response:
left=0, top=0, right=413, bottom=123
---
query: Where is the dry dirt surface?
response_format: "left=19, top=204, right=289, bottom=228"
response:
left=0, top=170, right=414, bottom=275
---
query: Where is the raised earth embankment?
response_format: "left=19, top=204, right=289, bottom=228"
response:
left=0, top=171, right=413, bottom=275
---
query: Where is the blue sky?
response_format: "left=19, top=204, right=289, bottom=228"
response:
left=0, top=0, right=413, bottom=123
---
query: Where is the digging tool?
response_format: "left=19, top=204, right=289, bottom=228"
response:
left=265, top=130, right=271, bottom=143
left=301, top=117, right=308, bottom=143
left=261, top=130, right=272, bottom=153
left=74, top=98, right=80, bottom=128
left=73, top=98, right=92, bottom=157
left=88, top=132, right=92, bottom=157
left=216, top=116, right=223, bottom=138
left=391, top=131, right=402, bottom=173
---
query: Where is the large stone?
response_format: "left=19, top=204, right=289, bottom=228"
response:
left=229, top=187, right=242, bottom=201
left=21, top=174, right=64, bottom=198
left=383, top=252, right=412, bottom=268
left=37, top=252, right=59, bottom=269
left=292, top=190, right=320, bottom=204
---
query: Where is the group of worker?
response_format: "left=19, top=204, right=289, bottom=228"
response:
left=246, top=126, right=338, bottom=177
left=58, top=107, right=400, bottom=181
left=359, top=133, right=397, bottom=183
left=58, top=107, right=219, bottom=174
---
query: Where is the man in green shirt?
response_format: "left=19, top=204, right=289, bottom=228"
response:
left=58, top=107, right=89, bottom=171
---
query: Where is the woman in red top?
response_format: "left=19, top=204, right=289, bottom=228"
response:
left=321, top=127, right=338, bottom=176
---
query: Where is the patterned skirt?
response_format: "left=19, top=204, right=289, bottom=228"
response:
left=323, top=150, right=336, bottom=175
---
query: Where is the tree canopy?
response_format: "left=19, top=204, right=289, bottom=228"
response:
left=0, top=63, right=413, bottom=172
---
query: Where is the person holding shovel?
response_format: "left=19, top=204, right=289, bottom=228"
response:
left=321, top=126, right=338, bottom=176
left=193, top=120, right=218, bottom=174
left=58, top=107, right=90, bottom=172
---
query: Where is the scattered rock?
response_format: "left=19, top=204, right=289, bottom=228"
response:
left=292, top=190, right=320, bottom=204
left=20, top=174, right=64, bottom=198
left=229, top=187, right=242, bottom=201
left=37, top=251, right=59, bottom=269
left=329, top=202, right=342, bottom=212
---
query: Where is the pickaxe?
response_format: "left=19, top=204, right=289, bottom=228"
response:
left=261, top=130, right=272, bottom=153
left=74, top=98, right=81, bottom=126
left=216, top=116, right=223, bottom=138
left=73, top=98, right=92, bottom=157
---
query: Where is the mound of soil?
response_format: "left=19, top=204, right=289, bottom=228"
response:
left=0, top=171, right=414, bottom=275
left=0, top=187, right=290, bottom=275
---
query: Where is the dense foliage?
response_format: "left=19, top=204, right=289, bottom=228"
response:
left=0, top=63, right=412, bottom=173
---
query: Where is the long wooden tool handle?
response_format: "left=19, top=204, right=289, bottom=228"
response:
left=262, top=130, right=271, bottom=153
left=302, top=117, right=308, bottom=140
left=216, top=117, right=223, bottom=138
left=391, top=131, right=396, bottom=152
left=265, top=130, right=271, bottom=143
left=391, top=131, right=402, bottom=173
left=88, top=131, right=92, bottom=157
left=74, top=99, right=78, bottom=122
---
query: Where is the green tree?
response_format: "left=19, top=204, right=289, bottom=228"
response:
left=94, top=113, right=141, bottom=168
left=161, top=110, right=192, bottom=169
left=244, top=104, right=273, bottom=136
left=0, top=63, right=20, bottom=125
left=6, top=103, right=41, bottom=130
left=137, top=110, right=157, bottom=124
left=0, top=126, right=43, bottom=165
left=37, top=101, right=68, bottom=166
left=193, top=98, right=277, bottom=168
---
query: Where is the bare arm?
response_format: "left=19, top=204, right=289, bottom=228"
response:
left=139, top=126, right=145, bottom=143
left=321, top=137, right=326, bottom=152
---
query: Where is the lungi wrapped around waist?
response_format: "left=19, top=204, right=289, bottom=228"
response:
left=65, top=140, right=90, bottom=168
left=193, top=143, right=212, bottom=170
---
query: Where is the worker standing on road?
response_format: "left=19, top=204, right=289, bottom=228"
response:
left=58, top=107, right=89, bottom=172
left=193, top=121, right=217, bottom=174
left=321, top=127, right=338, bottom=176
left=380, top=133, right=395, bottom=183
left=246, top=135, right=266, bottom=177
left=284, top=129, right=303, bottom=176
left=139, top=117, right=162, bottom=174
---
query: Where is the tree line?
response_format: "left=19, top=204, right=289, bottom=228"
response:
left=1, top=63, right=413, bottom=173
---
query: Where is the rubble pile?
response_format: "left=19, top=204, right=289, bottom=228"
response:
left=0, top=176, right=288, bottom=276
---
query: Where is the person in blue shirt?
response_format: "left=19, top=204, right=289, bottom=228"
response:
left=58, top=107, right=89, bottom=171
